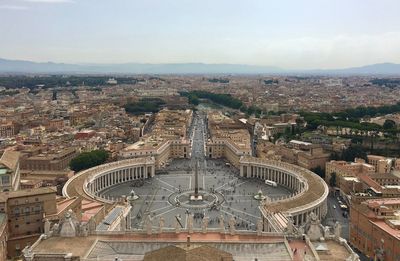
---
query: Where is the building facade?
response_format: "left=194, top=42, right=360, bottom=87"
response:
left=350, top=198, right=400, bottom=261
left=19, top=147, right=78, bottom=172
left=0, top=187, right=57, bottom=258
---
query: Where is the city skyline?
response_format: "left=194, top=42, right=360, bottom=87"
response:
left=1, top=0, right=400, bottom=69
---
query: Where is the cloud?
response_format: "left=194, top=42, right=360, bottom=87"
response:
left=0, top=5, right=28, bottom=10
left=23, top=0, right=75, bottom=3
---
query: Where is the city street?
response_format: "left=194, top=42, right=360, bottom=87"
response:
left=322, top=194, right=349, bottom=240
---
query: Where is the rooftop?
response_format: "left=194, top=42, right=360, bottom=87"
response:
left=315, top=240, right=354, bottom=261
left=0, top=186, right=57, bottom=203
left=96, top=205, right=125, bottom=231
left=371, top=220, right=400, bottom=239
left=31, top=232, right=290, bottom=261
left=0, top=149, right=20, bottom=170
left=366, top=197, right=400, bottom=207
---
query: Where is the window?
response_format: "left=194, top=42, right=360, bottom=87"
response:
left=1, top=175, right=10, bottom=185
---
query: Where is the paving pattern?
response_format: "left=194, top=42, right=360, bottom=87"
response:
left=101, top=159, right=291, bottom=231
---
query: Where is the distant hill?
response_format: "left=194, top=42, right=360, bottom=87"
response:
left=0, top=58, right=399, bottom=75
left=306, top=63, right=400, bottom=76
left=0, top=58, right=82, bottom=73
left=328, top=63, right=400, bottom=75
left=0, top=58, right=282, bottom=74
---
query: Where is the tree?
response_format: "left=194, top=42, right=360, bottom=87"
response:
left=329, top=172, right=337, bottom=187
left=295, top=118, right=304, bottom=132
left=124, top=98, right=166, bottom=115
left=179, top=90, right=243, bottom=109
left=342, top=145, right=367, bottom=162
left=70, top=150, right=109, bottom=172
left=383, top=119, right=396, bottom=130
left=311, top=166, right=325, bottom=179
left=187, top=94, right=199, bottom=105
left=329, top=152, right=340, bottom=161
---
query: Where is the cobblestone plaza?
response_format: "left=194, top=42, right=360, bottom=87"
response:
left=100, top=159, right=292, bottom=231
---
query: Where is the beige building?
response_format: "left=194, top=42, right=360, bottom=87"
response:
left=119, top=109, right=192, bottom=168
left=297, top=146, right=330, bottom=170
left=257, top=141, right=329, bottom=171
left=367, top=155, right=393, bottom=174
left=151, top=109, right=192, bottom=140
left=206, top=112, right=251, bottom=167
left=0, top=187, right=57, bottom=258
left=120, top=138, right=190, bottom=169
left=19, top=147, right=78, bottom=172
left=206, top=139, right=251, bottom=168
left=325, top=159, right=375, bottom=188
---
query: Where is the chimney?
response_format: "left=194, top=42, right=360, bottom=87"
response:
left=187, top=235, right=191, bottom=248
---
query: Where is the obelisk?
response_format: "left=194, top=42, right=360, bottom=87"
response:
left=194, top=161, right=199, bottom=197
left=190, top=160, right=202, bottom=201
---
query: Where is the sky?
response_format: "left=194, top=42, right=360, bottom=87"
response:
left=0, top=0, right=400, bottom=69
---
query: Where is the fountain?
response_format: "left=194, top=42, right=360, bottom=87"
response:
left=127, top=190, right=139, bottom=206
left=254, top=189, right=267, bottom=200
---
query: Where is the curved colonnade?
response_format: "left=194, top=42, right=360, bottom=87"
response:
left=239, top=156, right=329, bottom=227
left=63, top=157, right=156, bottom=204
left=63, top=155, right=328, bottom=229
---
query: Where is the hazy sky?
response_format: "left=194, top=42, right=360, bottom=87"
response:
left=1, top=0, right=400, bottom=69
